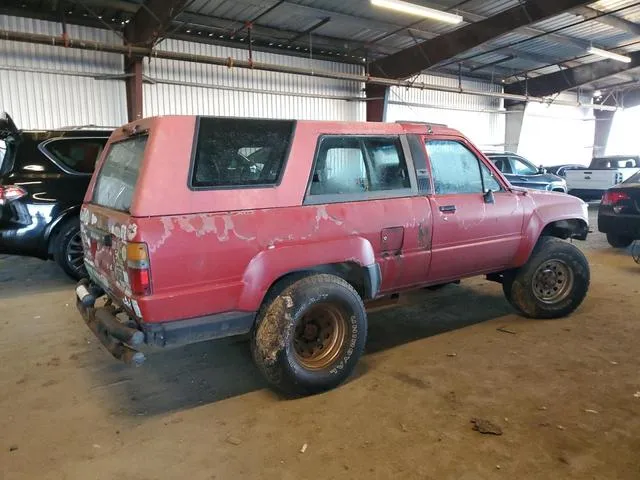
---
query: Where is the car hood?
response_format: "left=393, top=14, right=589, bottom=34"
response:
left=505, top=172, right=564, bottom=183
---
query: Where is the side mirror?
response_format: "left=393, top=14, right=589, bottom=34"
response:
left=483, top=189, right=495, bottom=204
left=538, top=166, right=547, bottom=174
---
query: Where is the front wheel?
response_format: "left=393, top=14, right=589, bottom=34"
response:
left=251, top=274, right=367, bottom=397
left=502, top=237, right=590, bottom=319
left=606, top=233, right=634, bottom=249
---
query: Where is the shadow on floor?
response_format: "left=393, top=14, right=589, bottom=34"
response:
left=0, top=255, right=74, bottom=299
left=85, top=283, right=513, bottom=417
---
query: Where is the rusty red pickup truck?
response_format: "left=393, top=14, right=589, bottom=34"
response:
left=75, top=116, right=590, bottom=396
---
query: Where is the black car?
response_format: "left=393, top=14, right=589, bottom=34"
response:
left=598, top=170, right=640, bottom=248
left=0, top=113, right=111, bottom=279
left=485, top=152, right=568, bottom=193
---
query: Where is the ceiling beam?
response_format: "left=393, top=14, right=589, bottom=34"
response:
left=175, top=11, right=394, bottom=57
left=505, top=52, right=640, bottom=97
left=574, top=6, right=640, bottom=36
left=125, top=0, right=189, bottom=46
left=368, top=0, right=596, bottom=79
left=65, top=0, right=140, bottom=14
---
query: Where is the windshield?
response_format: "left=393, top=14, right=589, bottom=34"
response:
left=92, top=135, right=148, bottom=212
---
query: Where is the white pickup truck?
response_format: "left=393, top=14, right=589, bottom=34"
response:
left=566, top=156, right=640, bottom=201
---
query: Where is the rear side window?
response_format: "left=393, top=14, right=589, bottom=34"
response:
left=92, top=135, right=148, bottom=212
left=191, top=118, right=294, bottom=189
left=41, top=138, right=106, bottom=174
left=309, top=136, right=410, bottom=197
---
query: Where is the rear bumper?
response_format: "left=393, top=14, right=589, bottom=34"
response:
left=76, top=279, right=256, bottom=365
left=568, top=188, right=605, bottom=201
left=0, top=225, right=48, bottom=257
left=598, top=211, right=640, bottom=238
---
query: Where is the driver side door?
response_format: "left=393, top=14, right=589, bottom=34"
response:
left=426, top=138, right=524, bottom=283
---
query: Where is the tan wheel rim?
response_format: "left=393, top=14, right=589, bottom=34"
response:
left=532, top=259, right=574, bottom=304
left=293, top=303, right=348, bottom=371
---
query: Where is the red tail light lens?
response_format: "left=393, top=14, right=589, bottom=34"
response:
left=126, top=242, right=152, bottom=296
left=0, top=185, right=27, bottom=205
left=602, top=191, right=630, bottom=206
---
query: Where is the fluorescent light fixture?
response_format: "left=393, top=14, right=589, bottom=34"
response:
left=371, top=0, right=463, bottom=24
left=588, top=46, right=631, bottom=63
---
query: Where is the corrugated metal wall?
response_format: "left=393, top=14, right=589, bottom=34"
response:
left=518, top=93, right=595, bottom=166
left=0, top=15, right=126, bottom=129
left=386, top=74, right=506, bottom=151
left=143, top=39, right=366, bottom=121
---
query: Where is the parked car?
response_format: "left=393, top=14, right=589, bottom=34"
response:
left=566, top=155, right=640, bottom=201
left=547, top=164, right=587, bottom=178
left=598, top=169, right=640, bottom=248
left=0, top=112, right=111, bottom=279
left=76, top=117, right=590, bottom=396
left=485, top=152, right=568, bottom=193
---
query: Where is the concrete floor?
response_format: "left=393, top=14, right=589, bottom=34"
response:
left=1, top=207, right=640, bottom=480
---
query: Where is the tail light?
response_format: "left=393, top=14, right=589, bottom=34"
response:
left=601, top=190, right=630, bottom=206
left=0, top=185, right=27, bottom=205
left=126, top=242, right=152, bottom=296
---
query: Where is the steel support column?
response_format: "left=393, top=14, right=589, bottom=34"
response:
left=125, top=58, right=143, bottom=122
left=366, top=84, right=388, bottom=122
left=505, top=104, right=526, bottom=153
left=593, top=109, right=615, bottom=157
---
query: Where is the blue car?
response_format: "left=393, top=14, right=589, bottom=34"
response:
left=485, top=152, right=568, bottom=193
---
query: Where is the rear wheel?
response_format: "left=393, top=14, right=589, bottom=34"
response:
left=251, top=274, right=367, bottom=396
left=502, top=237, right=590, bottom=319
left=606, top=233, right=634, bottom=249
left=53, top=218, right=87, bottom=280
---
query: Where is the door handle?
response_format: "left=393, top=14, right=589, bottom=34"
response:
left=439, top=205, right=457, bottom=213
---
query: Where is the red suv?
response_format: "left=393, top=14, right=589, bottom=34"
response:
left=76, top=116, right=590, bottom=396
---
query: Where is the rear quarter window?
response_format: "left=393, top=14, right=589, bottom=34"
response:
left=41, top=138, right=107, bottom=174
left=191, top=117, right=294, bottom=189
left=92, top=135, right=148, bottom=212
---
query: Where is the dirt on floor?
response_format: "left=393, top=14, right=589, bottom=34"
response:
left=1, top=208, right=640, bottom=480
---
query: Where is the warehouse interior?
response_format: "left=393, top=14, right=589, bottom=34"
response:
left=1, top=0, right=640, bottom=479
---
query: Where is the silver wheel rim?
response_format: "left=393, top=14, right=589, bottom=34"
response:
left=532, top=260, right=574, bottom=304
left=65, top=233, right=85, bottom=274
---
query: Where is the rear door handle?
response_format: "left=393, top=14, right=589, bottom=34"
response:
left=439, top=205, right=457, bottom=213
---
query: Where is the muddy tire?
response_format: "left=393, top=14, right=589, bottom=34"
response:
left=606, top=233, right=633, bottom=249
left=251, top=274, right=367, bottom=396
left=52, top=218, right=87, bottom=280
left=502, top=237, right=589, bottom=319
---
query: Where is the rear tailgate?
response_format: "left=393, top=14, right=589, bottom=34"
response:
left=80, top=134, right=148, bottom=306
left=566, top=169, right=618, bottom=190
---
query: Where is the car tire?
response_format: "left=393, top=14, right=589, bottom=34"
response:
left=502, top=237, right=590, bottom=319
left=606, top=233, right=634, bottom=249
left=251, top=273, right=367, bottom=397
left=53, top=218, right=87, bottom=280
